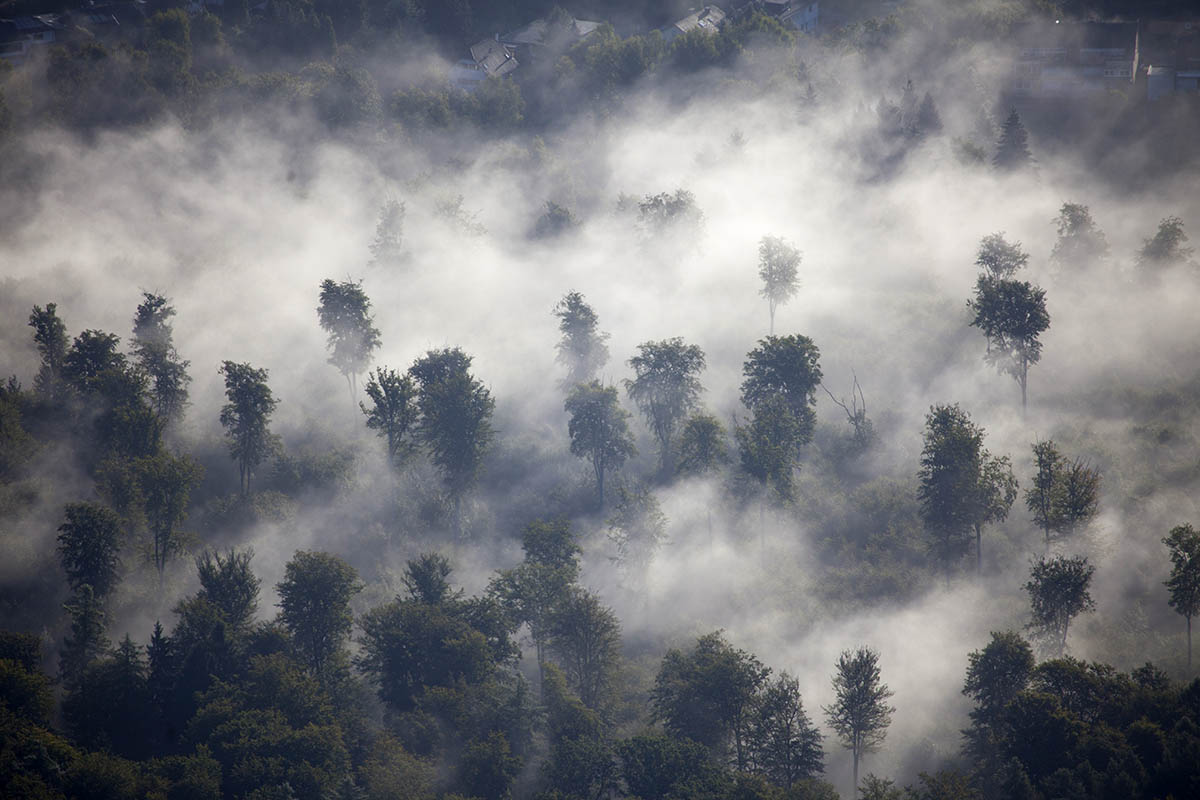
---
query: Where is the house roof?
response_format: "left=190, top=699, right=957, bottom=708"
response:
left=500, top=15, right=601, bottom=49
left=672, top=5, right=727, bottom=35
left=468, top=38, right=518, bottom=77
left=0, top=14, right=65, bottom=42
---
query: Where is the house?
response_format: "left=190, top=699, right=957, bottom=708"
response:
left=0, top=14, right=66, bottom=64
left=759, top=1, right=820, bottom=34
left=450, top=38, right=519, bottom=92
left=499, top=14, right=602, bottom=64
left=64, top=2, right=147, bottom=41
left=1008, top=21, right=1139, bottom=100
left=662, top=5, right=727, bottom=44
left=1139, top=20, right=1200, bottom=102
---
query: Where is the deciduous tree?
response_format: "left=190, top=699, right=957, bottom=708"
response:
left=740, top=334, right=822, bottom=437
left=57, top=502, right=122, bottom=603
left=1025, top=441, right=1100, bottom=552
left=549, top=589, right=622, bottom=712
left=368, top=196, right=405, bottom=267
left=969, top=276, right=1049, bottom=413
left=554, top=291, right=610, bottom=390
left=360, top=366, right=418, bottom=468
left=131, top=292, right=191, bottom=425
left=823, top=647, right=895, bottom=797
left=625, top=338, right=706, bottom=477
left=565, top=380, right=635, bottom=509
left=28, top=303, right=69, bottom=403
left=1024, top=555, right=1095, bottom=657
left=1050, top=203, right=1108, bottom=270
left=317, top=278, right=381, bottom=399
left=758, top=235, right=801, bottom=335
left=218, top=360, right=277, bottom=496
left=749, top=672, right=824, bottom=787
left=1137, top=215, right=1194, bottom=273
left=1162, top=524, right=1200, bottom=669
left=277, top=550, right=362, bottom=683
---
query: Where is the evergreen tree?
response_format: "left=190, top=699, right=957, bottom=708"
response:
left=993, top=109, right=1032, bottom=171
left=131, top=292, right=191, bottom=425
left=554, top=291, right=610, bottom=390
left=57, top=502, right=123, bottom=602
left=277, top=550, right=362, bottom=683
left=28, top=303, right=69, bottom=403
left=60, top=585, right=110, bottom=689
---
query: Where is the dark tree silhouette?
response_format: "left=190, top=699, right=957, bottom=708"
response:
left=993, top=108, right=1032, bottom=171
left=317, top=278, right=381, bottom=399
left=218, top=361, right=277, bottom=496
left=823, top=647, right=895, bottom=797
left=1163, top=524, right=1200, bottom=669
left=565, top=380, right=635, bottom=509
left=1025, top=555, right=1095, bottom=657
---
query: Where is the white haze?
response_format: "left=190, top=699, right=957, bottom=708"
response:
left=3, top=15, right=1200, bottom=795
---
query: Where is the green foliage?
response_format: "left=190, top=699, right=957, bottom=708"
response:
left=748, top=672, right=824, bottom=787
left=554, top=291, right=610, bottom=390
left=219, top=361, right=278, bottom=495
left=974, top=233, right=1028, bottom=280
left=652, top=631, right=771, bottom=769
left=617, top=732, right=720, bottom=800
left=59, top=585, right=110, bottom=689
left=1050, top=203, right=1109, bottom=269
left=1137, top=215, right=1194, bottom=272
left=565, top=380, right=635, bottom=509
left=134, top=450, right=204, bottom=580
left=63, top=330, right=126, bottom=397
left=317, top=278, right=381, bottom=396
left=969, top=276, right=1050, bottom=409
left=758, top=236, right=802, bottom=335
left=368, top=197, right=405, bottom=267
left=0, top=633, right=53, bottom=725
left=823, top=647, right=894, bottom=790
left=0, top=383, right=38, bottom=481
left=409, top=348, right=495, bottom=512
left=132, top=293, right=191, bottom=425
left=62, top=636, right=152, bottom=759
left=1025, top=555, right=1095, bottom=657
left=993, top=109, right=1032, bottom=171
left=740, top=335, right=822, bottom=435
left=277, top=550, right=362, bottom=682
left=625, top=337, right=706, bottom=476
left=361, top=367, right=419, bottom=468
left=668, top=27, right=739, bottom=72
left=637, top=189, right=704, bottom=238
left=194, top=548, right=261, bottom=633
left=677, top=411, right=730, bottom=477
left=1025, top=440, right=1101, bottom=550
left=28, top=304, right=69, bottom=404
left=548, top=589, right=622, bottom=712
left=312, top=64, right=382, bottom=128
left=1162, top=524, right=1200, bottom=666
left=605, top=483, right=667, bottom=571
left=533, top=201, right=579, bottom=239
left=57, top=502, right=122, bottom=602
left=460, top=730, right=522, bottom=800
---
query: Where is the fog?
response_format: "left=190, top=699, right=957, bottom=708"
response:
left=3, top=10, right=1199, bottom=794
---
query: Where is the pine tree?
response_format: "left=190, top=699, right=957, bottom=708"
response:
left=993, top=109, right=1032, bottom=171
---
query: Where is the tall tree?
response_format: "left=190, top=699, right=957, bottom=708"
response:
left=564, top=380, right=636, bottom=510
left=740, top=334, right=822, bottom=437
left=368, top=196, right=405, bottom=267
left=970, top=451, right=1018, bottom=575
left=676, top=411, right=730, bottom=477
left=1050, top=203, right=1109, bottom=269
left=1024, top=555, right=1095, bottom=657
left=277, top=550, right=362, bottom=683
left=917, top=404, right=982, bottom=576
left=1162, top=524, right=1200, bottom=669
left=993, top=109, right=1032, bottom=171
left=606, top=484, right=668, bottom=573
left=60, top=584, right=110, bottom=689
left=193, top=548, right=260, bottom=633
left=409, top=348, right=495, bottom=526
left=131, top=292, right=191, bottom=425
left=554, top=291, right=610, bottom=390
left=974, top=233, right=1029, bottom=279
left=57, top=502, right=122, bottom=603
left=28, top=303, right=69, bottom=403
left=218, top=361, right=278, bottom=496
left=823, top=647, right=895, bottom=797
left=736, top=395, right=807, bottom=503
left=961, top=631, right=1034, bottom=781
left=137, top=450, right=203, bottom=587
left=1137, top=216, right=1194, bottom=273
left=757, top=235, right=801, bottom=335
left=549, top=589, right=622, bottom=712
left=360, top=366, right=419, bottom=468
left=490, top=519, right=580, bottom=690
left=749, top=672, right=824, bottom=788
left=317, top=278, right=381, bottom=399
left=969, top=275, right=1050, bottom=413
left=63, top=329, right=126, bottom=396
left=652, top=631, right=771, bottom=771
left=625, top=338, right=706, bottom=477
left=1025, top=441, right=1100, bottom=552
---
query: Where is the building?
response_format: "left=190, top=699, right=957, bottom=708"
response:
left=760, top=1, right=820, bottom=34
left=662, top=6, right=727, bottom=44
left=499, top=14, right=602, bottom=64
left=0, top=15, right=66, bottom=64
left=450, top=38, right=519, bottom=92
left=1140, top=20, right=1200, bottom=102
left=1009, top=21, right=1139, bottom=99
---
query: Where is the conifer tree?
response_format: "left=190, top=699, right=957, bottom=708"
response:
left=993, top=109, right=1032, bottom=171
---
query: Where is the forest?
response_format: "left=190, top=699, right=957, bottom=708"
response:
left=3, top=0, right=1200, bottom=799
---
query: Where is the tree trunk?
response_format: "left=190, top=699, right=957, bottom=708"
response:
left=596, top=461, right=605, bottom=511
left=852, top=748, right=860, bottom=798
left=976, top=523, right=983, bottom=575
left=1189, top=615, right=1193, bottom=670
left=769, top=301, right=776, bottom=335
left=1021, top=355, right=1028, bottom=416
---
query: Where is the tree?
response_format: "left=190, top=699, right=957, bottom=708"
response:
left=677, top=412, right=730, bottom=476
left=57, top=502, right=123, bottom=603
left=360, top=367, right=418, bottom=468
left=637, top=189, right=704, bottom=237
left=554, top=291, right=610, bottom=390
left=625, top=338, right=706, bottom=477
left=131, top=292, right=191, bottom=425
left=193, top=548, right=260, bottom=633
left=968, top=276, right=1050, bottom=413
left=1025, top=441, right=1100, bottom=552
left=606, top=484, right=668, bottom=572
left=28, top=303, right=69, bottom=403
left=1162, top=524, right=1200, bottom=669
left=974, top=233, right=1029, bottom=280
left=60, top=584, right=110, bottom=689
left=218, top=361, right=278, bottom=496
left=970, top=451, right=1018, bottom=575
left=736, top=396, right=807, bottom=504
left=758, top=235, right=801, bottom=335
left=917, top=404, right=983, bottom=576
left=823, top=647, right=895, bottom=797
left=533, top=201, right=579, bottom=239
left=740, top=334, right=823, bottom=434
left=749, top=672, right=824, bottom=788
left=1050, top=203, right=1108, bottom=269
left=1137, top=216, right=1194, bottom=273
left=565, top=380, right=636, bottom=509
left=137, top=449, right=203, bottom=585
left=490, top=518, right=580, bottom=689
left=549, top=589, right=622, bottom=712
left=1024, top=555, right=1095, bottom=657
left=368, top=196, right=405, bottom=267
left=916, top=91, right=942, bottom=136
left=317, top=278, right=381, bottom=399
left=993, top=109, right=1032, bottom=171
left=652, top=631, right=771, bottom=770
left=408, top=348, right=495, bottom=524
left=961, top=631, right=1034, bottom=773
left=63, top=329, right=126, bottom=396
left=277, top=550, right=362, bottom=683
